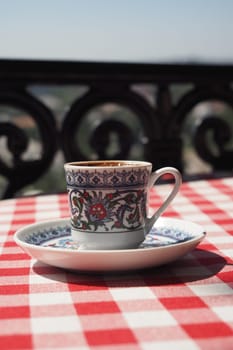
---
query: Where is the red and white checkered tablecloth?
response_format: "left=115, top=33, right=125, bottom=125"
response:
left=0, top=178, right=233, bottom=350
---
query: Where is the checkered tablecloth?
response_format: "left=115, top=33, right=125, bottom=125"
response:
left=0, top=177, right=233, bottom=350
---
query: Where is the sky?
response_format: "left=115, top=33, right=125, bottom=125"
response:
left=0, top=0, right=233, bottom=63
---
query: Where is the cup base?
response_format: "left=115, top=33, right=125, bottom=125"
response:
left=71, top=227, right=145, bottom=250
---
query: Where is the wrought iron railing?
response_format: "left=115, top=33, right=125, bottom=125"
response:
left=0, top=59, right=232, bottom=198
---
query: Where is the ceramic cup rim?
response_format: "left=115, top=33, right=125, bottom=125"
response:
left=64, top=160, right=152, bottom=170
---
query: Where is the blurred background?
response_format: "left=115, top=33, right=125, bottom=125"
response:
left=0, top=0, right=232, bottom=196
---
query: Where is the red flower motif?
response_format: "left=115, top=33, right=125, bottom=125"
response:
left=73, top=196, right=84, bottom=206
left=114, top=221, right=121, bottom=228
left=83, top=191, right=90, bottom=199
left=81, top=222, right=88, bottom=229
left=89, top=203, right=107, bottom=220
left=106, top=193, right=114, bottom=200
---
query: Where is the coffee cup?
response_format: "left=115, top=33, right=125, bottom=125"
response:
left=64, top=160, right=182, bottom=250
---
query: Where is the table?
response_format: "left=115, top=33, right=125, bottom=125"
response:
left=0, top=177, right=233, bottom=350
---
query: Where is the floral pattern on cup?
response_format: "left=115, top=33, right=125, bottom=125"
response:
left=69, top=189, right=147, bottom=232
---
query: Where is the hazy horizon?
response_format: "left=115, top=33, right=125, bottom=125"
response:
left=0, top=0, right=233, bottom=64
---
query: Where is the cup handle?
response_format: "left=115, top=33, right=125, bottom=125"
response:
left=145, top=167, right=182, bottom=234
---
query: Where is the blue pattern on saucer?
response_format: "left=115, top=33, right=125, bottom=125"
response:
left=24, top=224, right=194, bottom=250
left=25, top=225, right=70, bottom=245
left=140, top=226, right=193, bottom=248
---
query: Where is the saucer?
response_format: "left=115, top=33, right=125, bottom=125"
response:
left=14, top=217, right=206, bottom=272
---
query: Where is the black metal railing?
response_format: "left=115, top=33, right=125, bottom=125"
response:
left=0, top=59, right=233, bottom=198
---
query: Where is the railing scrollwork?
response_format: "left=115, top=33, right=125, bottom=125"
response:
left=61, top=86, right=159, bottom=163
left=0, top=60, right=232, bottom=198
left=0, top=87, right=57, bottom=198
